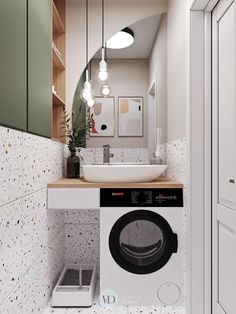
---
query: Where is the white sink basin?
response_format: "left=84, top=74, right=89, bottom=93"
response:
left=82, top=164, right=167, bottom=183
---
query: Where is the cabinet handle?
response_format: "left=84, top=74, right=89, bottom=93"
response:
left=229, top=179, right=235, bottom=184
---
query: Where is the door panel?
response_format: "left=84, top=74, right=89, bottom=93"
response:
left=28, top=0, right=52, bottom=137
left=212, top=0, right=236, bottom=313
left=218, top=223, right=235, bottom=312
left=0, top=0, right=27, bottom=130
left=218, top=2, right=235, bottom=210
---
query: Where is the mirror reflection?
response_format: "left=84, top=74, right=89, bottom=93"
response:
left=73, top=13, right=167, bottom=155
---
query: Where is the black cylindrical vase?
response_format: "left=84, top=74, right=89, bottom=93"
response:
left=67, top=151, right=80, bottom=179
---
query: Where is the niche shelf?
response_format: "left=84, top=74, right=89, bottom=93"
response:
left=52, top=0, right=66, bottom=141
left=53, top=2, right=65, bottom=34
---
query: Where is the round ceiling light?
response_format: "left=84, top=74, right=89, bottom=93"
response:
left=106, top=27, right=134, bottom=49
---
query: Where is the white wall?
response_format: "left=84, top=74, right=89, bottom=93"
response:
left=148, top=0, right=187, bottom=143
left=87, top=59, right=148, bottom=148
left=149, top=14, right=167, bottom=144
left=66, top=0, right=167, bottom=113
left=167, top=0, right=187, bottom=141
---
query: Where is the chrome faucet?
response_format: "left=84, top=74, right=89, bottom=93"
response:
left=103, top=144, right=114, bottom=164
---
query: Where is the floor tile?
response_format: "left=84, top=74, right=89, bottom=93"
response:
left=128, top=306, right=186, bottom=314
left=43, top=307, right=67, bottom=314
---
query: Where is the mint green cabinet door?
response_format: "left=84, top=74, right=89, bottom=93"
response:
left=0, top=0, right=27, bottom=131
left=28, top=0, right=52, bottom=138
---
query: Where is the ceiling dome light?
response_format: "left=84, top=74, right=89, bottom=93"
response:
left=106, top=27, right=134, bottom=49
left=101, top=84, right=111, bottom=97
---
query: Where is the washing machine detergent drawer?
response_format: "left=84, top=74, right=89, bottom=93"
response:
left=100, top=188, right=185, bottom=307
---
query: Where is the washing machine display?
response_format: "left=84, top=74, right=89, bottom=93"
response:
left=109, top=209, right=177, bottom=274
left=100, top=188, right=183, bottom=207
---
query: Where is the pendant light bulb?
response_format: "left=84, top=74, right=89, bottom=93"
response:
left=80, top=80, right=92, bottom=102
left=101, top=83, right=111, bottom=97
left=87, top=97, right=95, bottom=108
left=98, top=47, right=108, bottom=82
left=80, top=69, right=94, bottom=102
left=98, top=59, right=108, bottom=82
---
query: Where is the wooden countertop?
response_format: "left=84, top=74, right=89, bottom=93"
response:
left=47, top=177, right=184, bottom=189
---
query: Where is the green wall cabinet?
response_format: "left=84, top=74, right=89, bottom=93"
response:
left=28, top=0, right=52, bottom=138
left=0, top=0, right=52, bottom=138
left=0, top=0, right=27, bottom=131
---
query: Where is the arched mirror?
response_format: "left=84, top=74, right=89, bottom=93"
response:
left=72, top=13, right=167, bottom=152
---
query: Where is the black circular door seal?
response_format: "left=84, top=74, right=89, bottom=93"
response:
left=109, top=210, right=178, bottom=274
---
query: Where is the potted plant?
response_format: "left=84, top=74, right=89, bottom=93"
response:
left=62, top=108, right=92, bottom=179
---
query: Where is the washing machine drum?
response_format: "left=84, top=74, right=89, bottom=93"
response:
left=109, top=210, right=178, bottom=274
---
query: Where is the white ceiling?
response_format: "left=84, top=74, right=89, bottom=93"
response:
left=93, top=14, right=162, bottom=59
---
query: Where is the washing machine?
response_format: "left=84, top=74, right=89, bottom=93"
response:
left=100, top=188, right=184, bottom=307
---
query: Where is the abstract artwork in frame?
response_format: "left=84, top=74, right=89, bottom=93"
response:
left=118, top=97, right=143, bottom=137
left=90, top=97, right=115, bottom=137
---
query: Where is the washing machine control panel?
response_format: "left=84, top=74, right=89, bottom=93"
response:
left=100, top=188, right=183, bottom=207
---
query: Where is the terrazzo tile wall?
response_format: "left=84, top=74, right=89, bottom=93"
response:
left=166, top=138, right=186, bottom=185
left=166, top=137, right=187, bottom=306
left=0, top=126, right=65, bottom=314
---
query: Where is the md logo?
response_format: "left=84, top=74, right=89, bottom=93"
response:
left=99, top=289, right=118, bottom=309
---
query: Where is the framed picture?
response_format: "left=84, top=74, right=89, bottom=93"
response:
left=90, top=97, right=115, bottom=137
left=118, top=97, right=143, bottom=137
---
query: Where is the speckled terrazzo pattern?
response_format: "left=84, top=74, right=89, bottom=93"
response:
left=64, top=208, right=100, bottom=277
left=80, top=147, right=149, bottom=165
left=65, top=224, right=99, bottom=264
left=23, top=133, right=63, bottom=194
left=166, top=138, right=186, bottom=184
left=0, top=199, right=23, bottom=304
left=165, top=137, right=187, bottom=307
left=0, top=127, right=23, bottom=206
left=65, top=209, right=99, bottom=225
left=1, top=230, right=65, bottom=314
left=0, top=126, right=65, bottom=314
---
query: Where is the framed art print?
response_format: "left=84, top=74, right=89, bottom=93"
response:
left=90, top=97, right=115, bottom=137
left=118, top=97, right=143, bottom=137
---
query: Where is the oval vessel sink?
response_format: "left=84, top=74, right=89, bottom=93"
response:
left=82, top=164, right=167, bottom=183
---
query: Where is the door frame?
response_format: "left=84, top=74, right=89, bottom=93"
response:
left=187, top=0, right=219, bottom=313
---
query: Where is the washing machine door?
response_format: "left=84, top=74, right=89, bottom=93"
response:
left=109, top=210, right=178, bottom=274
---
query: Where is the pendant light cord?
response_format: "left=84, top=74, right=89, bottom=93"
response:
left=102, top=0, right=107, bottom=61
left=102, top=0, right=104, bottom=49
left=86, top=0, right=89, bottom=66
left=89, top=60, right=92, bottom=80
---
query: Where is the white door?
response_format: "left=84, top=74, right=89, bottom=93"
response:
left=212, top=0, right=236, bottom=313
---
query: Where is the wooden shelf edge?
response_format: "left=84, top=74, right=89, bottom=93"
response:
left=52, top=2, right=65, bottom=34
left=53, top=92, right=65, bottom=107
left=52, top=46, right=65, bottom=70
